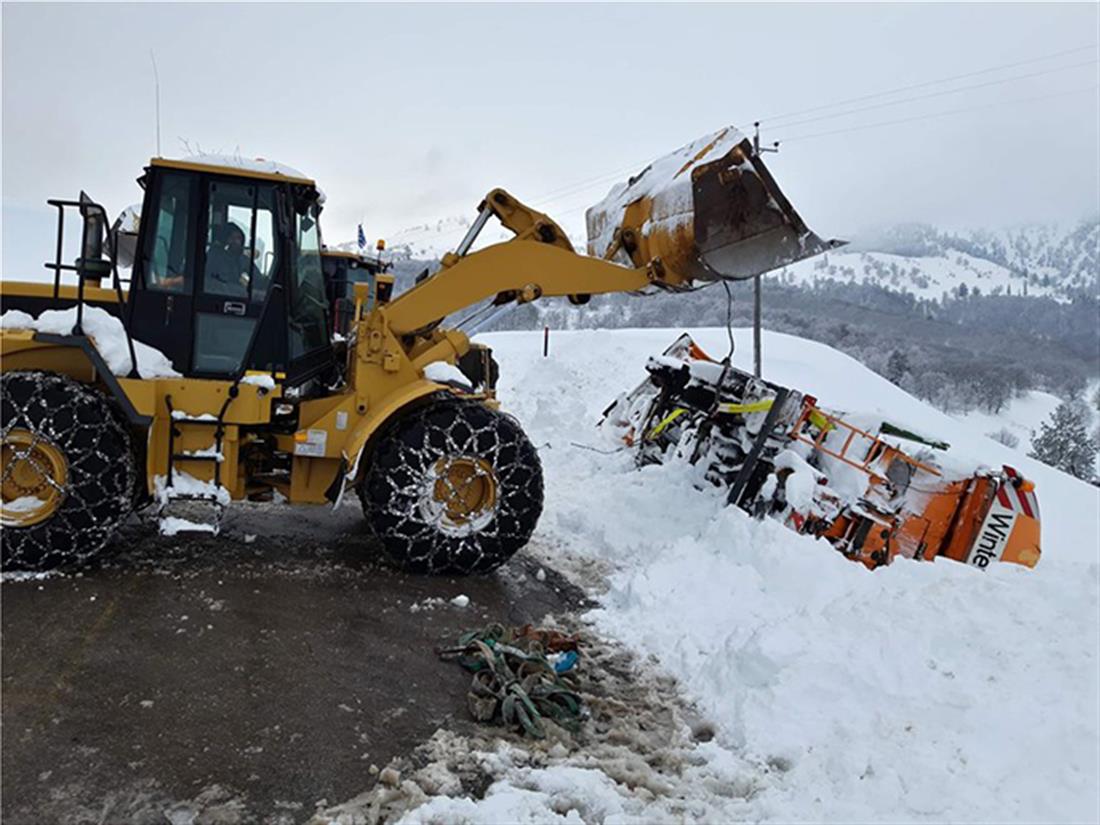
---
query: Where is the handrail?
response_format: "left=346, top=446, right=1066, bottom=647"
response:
left=789, top=403, right=942, bottom=480
left=232, top=282, right=283, bottom=387
left=109, top=228, right=140, bottom=378
left=42, top=195, right=142, bottom=378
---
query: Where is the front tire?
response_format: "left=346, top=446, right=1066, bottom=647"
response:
left=1, top=371, right=136, bottom=571
left=359, top=397, right=543, bottom=575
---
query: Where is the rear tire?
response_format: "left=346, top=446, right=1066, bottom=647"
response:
left=1, top=371, right=136, bottom=571
left=358, top=397, right=543, bottom=575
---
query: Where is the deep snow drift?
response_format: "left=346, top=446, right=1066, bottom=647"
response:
left=399, top=327, right=1099, bottom=823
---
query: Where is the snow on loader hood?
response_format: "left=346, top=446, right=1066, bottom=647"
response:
left=0, top=306, right=180, bottom=378
left=585, top=126, right=843, bottom=284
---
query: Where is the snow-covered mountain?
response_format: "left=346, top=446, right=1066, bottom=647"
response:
left=780, top=220, right=1100, bottom=301
left=367, top=217, right=1099, bottom=303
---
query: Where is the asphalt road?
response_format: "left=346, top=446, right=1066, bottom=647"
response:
left=1, top=503, right=585, bottom=824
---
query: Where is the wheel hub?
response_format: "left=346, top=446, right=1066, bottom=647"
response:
left=1, top=429, right=68, bottom=527
left=419, top=455, right=498, bottom=536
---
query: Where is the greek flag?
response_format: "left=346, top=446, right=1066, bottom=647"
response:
left=357, top=224, right=367, bottom=252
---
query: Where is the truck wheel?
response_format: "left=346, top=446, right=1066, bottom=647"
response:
left=1, top=371, right=136, bottom=570
left=359, top=397, right=544, bottom=575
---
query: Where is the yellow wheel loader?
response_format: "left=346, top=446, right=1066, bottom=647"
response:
left=0, top=128, right=839, bottom=574
left=321, top=247, right=395, bottom=339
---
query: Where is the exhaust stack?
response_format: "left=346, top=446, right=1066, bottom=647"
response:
left=586, top=127, right=842, bottom=285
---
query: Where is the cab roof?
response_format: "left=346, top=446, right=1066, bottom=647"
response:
left=150, top=155, right=316, bottom=187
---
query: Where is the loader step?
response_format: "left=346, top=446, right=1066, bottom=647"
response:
left=169, top=414, right=221, bottom=425
left=160, top=493, right=224, bottom=503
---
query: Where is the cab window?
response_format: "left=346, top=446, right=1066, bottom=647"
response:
left=146, top=172, right=196, bottom=293
left=288, top=202, right=329, bottom=360
left=191, top=181, right=278, bottom=375
left=202, top=182, right=276, bottom=301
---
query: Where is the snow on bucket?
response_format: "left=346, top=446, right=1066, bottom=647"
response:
left=586, top=126, right=842, bottom=283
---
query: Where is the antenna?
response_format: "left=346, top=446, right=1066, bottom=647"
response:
left=150, top=50, right=161, bottom=157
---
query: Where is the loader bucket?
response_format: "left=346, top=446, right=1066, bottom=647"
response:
left=586, top=126, right=842, bottom=284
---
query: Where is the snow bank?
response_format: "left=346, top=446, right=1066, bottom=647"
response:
left=400, top=765, right=647, bottom=824
left=0, top=306, right=179, bottom=378
left=440, top=327, right=1099, bottom=823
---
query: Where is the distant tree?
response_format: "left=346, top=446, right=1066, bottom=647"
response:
left=884, top=349, right=911, bottom=385
left=988, top=428, right=1020, bottom=449
left=912, top=370, right=956, bottom=411
left=1063, top=376, right=1088, bottom=401
left=1028, top=401, right=1097, bottom=481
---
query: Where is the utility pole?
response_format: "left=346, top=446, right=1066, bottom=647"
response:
left=751, top=122, right=777, bottom=378
left=753, top=275, right=762, bottom=378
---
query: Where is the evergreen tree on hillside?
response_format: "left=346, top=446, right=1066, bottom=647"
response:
left=1028, top=401, right=1097, bottom=481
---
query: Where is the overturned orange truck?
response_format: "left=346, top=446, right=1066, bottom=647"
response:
left=600, top=335, right=1041, bottom=570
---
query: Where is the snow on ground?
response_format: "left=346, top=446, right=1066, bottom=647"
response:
left=398, top=327, right=1099, bottom=823
left=956, top=389, right=1062, bottom=453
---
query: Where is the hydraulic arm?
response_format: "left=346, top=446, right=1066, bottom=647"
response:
left=383, top=126, right=840, bottom=337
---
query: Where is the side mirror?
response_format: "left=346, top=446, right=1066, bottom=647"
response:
left=79, top=191, right=106, bottom=261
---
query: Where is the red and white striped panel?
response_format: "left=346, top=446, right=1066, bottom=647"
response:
left=1002, top=465, right=1040, bottom=520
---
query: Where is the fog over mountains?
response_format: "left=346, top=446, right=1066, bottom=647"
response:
left=354, top=216, right=1099, bottom=302
left=343, top=216, right=1098, bottom=417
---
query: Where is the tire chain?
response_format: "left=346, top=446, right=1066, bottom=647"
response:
left=1, top=371, right=135, bottom=570
left=360, top=397, right=544, bottom=575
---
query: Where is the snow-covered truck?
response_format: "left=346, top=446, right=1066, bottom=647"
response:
left=601, top=334, right=1041, bottom=570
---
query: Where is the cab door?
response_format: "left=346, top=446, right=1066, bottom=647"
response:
left=191, top=179, right=282, bottom=377
left=127, top=169, right=199, bottom=370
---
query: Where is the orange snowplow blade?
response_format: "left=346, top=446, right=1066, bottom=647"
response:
left=586, top=126, right=842, bottom=284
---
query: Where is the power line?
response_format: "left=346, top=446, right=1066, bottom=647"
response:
left=775, top=85, right=1097, bottom=144
left=528, top=159, right=649, bottom=206
left=539, top=49, right=1098, bottom=206
left=383, top=44, right=1099, bottom=246
left=384, top=81, right=1097, bottom=247
left=759, top=43, right=1098, bottom=125
left=770, top=59, right=1097, bottom=132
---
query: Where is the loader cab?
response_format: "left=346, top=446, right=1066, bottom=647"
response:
left=126, top=158, right=333, bottom=386
left=321, top=249, right=394, bottom=338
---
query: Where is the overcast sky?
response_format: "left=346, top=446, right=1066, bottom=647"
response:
left=3, top=2, right=1098, bottom=278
